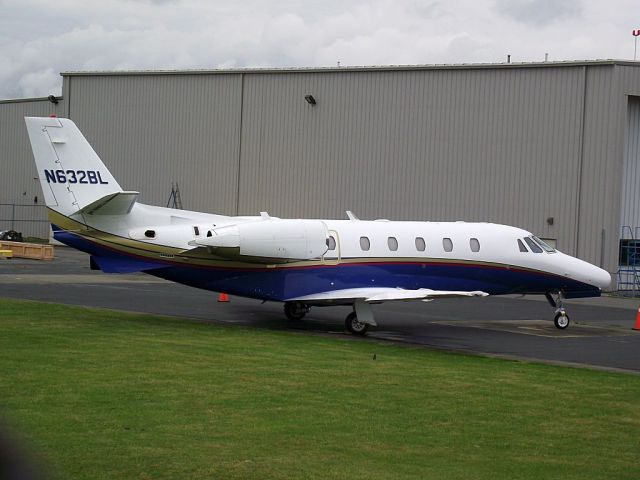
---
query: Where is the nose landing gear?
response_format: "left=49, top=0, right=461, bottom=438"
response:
left=553, top=309, right=570, bottom=329
left=546, top=291, right=570, bottom=329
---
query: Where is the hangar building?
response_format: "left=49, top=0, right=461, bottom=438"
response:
left=2, top=60, right=640, bottom=284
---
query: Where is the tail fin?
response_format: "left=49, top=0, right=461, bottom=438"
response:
left=25, top=117, right=132, bottom=216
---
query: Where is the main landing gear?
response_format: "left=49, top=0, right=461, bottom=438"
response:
left=345, top=300, right=377, bottom=336
left=283, top=300, right=377, bottom=336
left=345, top=312, right=369, bottom=335
left=545, top=291, right=570, bottom=330
left=284, top=302, right=310, bottom=321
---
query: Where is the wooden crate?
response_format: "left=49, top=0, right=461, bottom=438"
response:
left=0, top=241, right=54, bottom=260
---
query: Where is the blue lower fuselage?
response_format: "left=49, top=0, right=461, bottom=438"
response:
left=54, top=228, right=601, bottom=302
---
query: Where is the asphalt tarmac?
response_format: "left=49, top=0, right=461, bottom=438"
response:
left=1, top=247, right=639, bottom=373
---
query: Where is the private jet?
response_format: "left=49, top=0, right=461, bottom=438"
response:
left=25, top=117, right=611, bottom=335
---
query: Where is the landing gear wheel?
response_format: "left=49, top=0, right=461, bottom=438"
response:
left=284, top=302, right=308, bottom=321
left=554, top=310, right=570, bottom=329
left=345, top=312, right=369, bottom=335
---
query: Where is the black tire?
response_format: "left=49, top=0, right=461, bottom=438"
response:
left=554, top=311, right=570, bottom=329
left=284, top=302, right=308, bottom=321
left=345, top=312, right=369, bottom=335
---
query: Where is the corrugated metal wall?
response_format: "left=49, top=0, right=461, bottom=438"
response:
left=64, top=74, right=243, bottom=214
left=3, top=62, right=640, bottom=272
left=620, top=96, right=640, bottom=233
left=575, top=66, right=620, bottom=270
left=619, top=66, right=640, bottom=96
left=238, top=67, right=586, bottom=256
left=618, top=64, right=640, bottom=257
left=0, top=98, right=65, bottom=237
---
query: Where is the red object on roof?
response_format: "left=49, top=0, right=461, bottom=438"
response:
left=49, top=114, right=57, bottom=118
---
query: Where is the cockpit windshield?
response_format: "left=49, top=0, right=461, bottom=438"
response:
left=524, top=237, right=543, bottom=253
left=531, top=236, right=556, bottom=253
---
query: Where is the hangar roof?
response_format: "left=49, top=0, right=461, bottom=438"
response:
left=62, top=59, right=640, bottom=77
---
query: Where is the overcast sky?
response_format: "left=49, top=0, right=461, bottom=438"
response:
left=0, top=0, right=637, bottom=100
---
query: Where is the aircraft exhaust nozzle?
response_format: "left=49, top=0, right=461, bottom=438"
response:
left=199, top=225, right=241, bottom=248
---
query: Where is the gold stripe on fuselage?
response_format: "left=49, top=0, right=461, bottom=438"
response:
left=48, top=208, right=545, bottom=274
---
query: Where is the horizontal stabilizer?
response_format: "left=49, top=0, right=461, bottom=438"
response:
left=90, top=255, right=163, bottom=273
left=78, top=191, right=139, bottom=216
left=286, top=287, right=488, bottom=304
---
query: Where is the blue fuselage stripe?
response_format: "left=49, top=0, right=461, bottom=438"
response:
left=53, top=227, right=601, bottom=301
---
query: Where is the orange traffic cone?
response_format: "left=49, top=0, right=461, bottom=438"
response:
left=218, top=292, right=229, bottom=303
left=634, top=307, right=640, bottom=331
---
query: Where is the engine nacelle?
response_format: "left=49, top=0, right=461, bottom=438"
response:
left=197, top=219, right=329, bottom=261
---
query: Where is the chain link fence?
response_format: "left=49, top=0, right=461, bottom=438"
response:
left=0, top=203, right=50, bottom=240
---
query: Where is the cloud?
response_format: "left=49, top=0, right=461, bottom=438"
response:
left=494, top=0, right=583, bottom=27
left=17, top=68, right=59, bottom=98
left=0, top=0, right=636, bottom=100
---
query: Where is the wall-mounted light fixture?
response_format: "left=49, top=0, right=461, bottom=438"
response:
left=48, top=95, right=59, bottom=104
left=304, top=95, right=317, bottom=106
left=546, top=217, right=554, bottom=226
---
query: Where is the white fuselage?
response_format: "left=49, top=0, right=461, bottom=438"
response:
left=77, top=202, right=610, bottom=295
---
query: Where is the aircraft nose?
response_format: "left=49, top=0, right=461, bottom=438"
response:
left=562, top=254, right=611, bottom=290
left=589, top=265, right=611, bottom=290
left=576, top=259, right=611, bottom=289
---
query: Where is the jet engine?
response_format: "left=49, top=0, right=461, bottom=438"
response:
left=195, top=219, right=329, bottom=261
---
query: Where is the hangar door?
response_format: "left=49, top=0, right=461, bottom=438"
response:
left=619, top=96, right=640, bottom=269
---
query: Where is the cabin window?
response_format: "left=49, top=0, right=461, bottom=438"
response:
left=360, top=236, right=370, bottom=251
left=144, top=230, right=156, bottom=239
left=388, top=237, right=398, bottom=251
left=443, top=237, right=453, bottom=252
left=206, top=230, right=212, bottom=237
left=524, top=237, right=543, bottom=253
left=326, top=236, right=336, bottom=250
left=517, top=239, right=528, bottom=252
left=470, top=238, right=480, bottom=252
left=415, top=237, right=426, bottom=251
left=193, top=226, right=200, bottom=236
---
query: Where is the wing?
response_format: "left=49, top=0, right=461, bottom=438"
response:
left=285, top=287, right=488, bottom=305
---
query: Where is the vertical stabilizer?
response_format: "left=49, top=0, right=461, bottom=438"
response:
left=25, top=117, right=123, bottom=216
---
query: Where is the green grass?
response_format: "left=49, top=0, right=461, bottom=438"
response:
left=0, top=299, right=639, bottom=480
left=21, top=236, right=49, bottom=244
